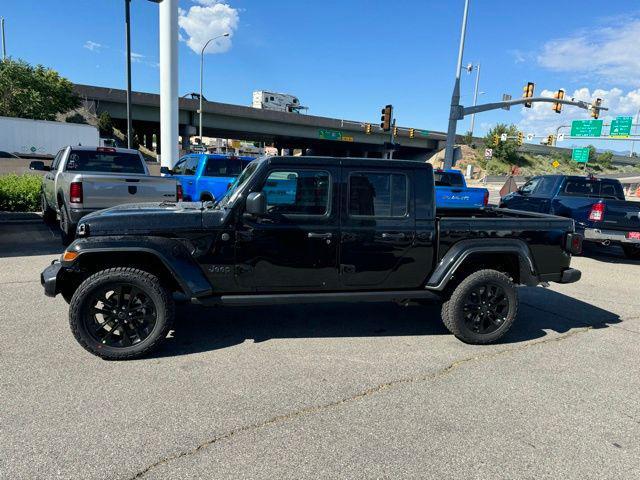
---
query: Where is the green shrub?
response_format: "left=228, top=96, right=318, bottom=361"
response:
left=0, top=174, right=42, bottom=212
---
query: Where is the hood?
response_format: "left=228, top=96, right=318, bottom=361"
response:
left=78, top=201, right=206, bottom=237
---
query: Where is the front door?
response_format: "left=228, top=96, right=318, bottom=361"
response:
left=235, top=166, right=340, bottom=291
left=339, top=168, right=418, bottom=289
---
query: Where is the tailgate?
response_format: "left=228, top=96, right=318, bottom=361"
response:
left=435, top=186, right=487, bottom=208
left=80, top=174, right=177, bottom=209
left=595, top=200, right=640, bottom=232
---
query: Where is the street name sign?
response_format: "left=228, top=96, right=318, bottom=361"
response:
left=571, top=119, right=603, bottom=137
left=610, top=116, right=633, bottom=137
left=572, top=147, right=590, bottom=163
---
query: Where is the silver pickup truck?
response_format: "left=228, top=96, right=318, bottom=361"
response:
left=31, top=146, right=181, bottom=243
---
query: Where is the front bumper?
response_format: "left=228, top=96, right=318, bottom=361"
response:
left=68, top=208, right=97, bottom=224
left=41, top=261, right=63, bottom=297
left=583, top=228, right=640, bottom=245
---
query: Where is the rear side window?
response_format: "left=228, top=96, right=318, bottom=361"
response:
left=560, top=178, right=624, bottom=199
left=261, top=169, right=330, bottom=216
left=434, top=171, right=464, bottom=187
left=204, top=157, right=247, bottom=177
left=65, top=150, right=145, bottom=174
left=349, top=172, right=408, bottom=217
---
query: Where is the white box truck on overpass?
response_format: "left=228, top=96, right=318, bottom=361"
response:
left=252, top=91, right=306, bottom=113
left=0, top=116, right=99, bottom=157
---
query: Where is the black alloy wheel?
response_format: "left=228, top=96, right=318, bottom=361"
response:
left=461, top=282, right=509, bottom=335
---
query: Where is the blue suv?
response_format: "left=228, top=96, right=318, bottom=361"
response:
left=169, top=154, right=254, bottom=202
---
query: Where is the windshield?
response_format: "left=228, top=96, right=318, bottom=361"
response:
left=214, top=160, right=260, bottom=208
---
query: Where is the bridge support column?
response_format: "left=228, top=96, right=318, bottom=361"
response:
left=159, top=0, right=179, bottom=168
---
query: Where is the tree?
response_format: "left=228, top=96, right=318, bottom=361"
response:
left=484, top=124, right=519, bottom=163
left=97, top=111, right=114, bottom=136
left=0, top=59, right=79, bottom=120
left=65, top=113, right=87, bottom=124
left=597, top=150, right=613, bottom=170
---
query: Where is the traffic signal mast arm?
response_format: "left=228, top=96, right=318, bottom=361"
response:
left=456, top=97, right=607, bottom=119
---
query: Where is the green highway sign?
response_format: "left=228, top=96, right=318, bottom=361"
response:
left=610, top=116, right=633, bottom=137
left=419, top=130, right=430, bottom=137
left=318, top=129, right=342, bottom=141
left=570, top=119, right=603, bottom=137
left=572, top=147, right=590, bottom=163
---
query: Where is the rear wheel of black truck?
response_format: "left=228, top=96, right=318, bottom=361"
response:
left=443, top=269, right=518, bottom=344
left=69, top=267, right=174, bottom=360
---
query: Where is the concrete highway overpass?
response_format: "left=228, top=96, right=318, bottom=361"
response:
left=74, top=84, right=450, bottom=160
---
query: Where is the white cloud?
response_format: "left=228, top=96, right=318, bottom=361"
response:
left=83, top=41, right=102, bottom=52
left=517, top=87, right=640, bottom=137
left=178, top=1, right=239, bottom=54
left=130, top=52, right=145, bottom=63
left=537, top=18, right=640, bottom=86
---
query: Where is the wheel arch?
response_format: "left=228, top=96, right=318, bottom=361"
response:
left=425, top=239, right=538, bottom=291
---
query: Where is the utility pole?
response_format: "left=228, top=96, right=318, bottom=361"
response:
left=1, top=18, right=6, bottom=61
left=199, top=33, right=229, bottom=143
left=124, top=0, right=133, bottom=149
left=630, top=109, right=640, bottom=157
left=443, top=0, right=470, bottom=170
left=469, top=63, right=481, bottom=137
left=389, top=118, right=396, bottom=159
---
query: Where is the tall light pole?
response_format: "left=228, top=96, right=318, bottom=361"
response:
left=443, top=0, right=470, bottom=170
left=468, top=63, right=481, bottom=137
left=124, top=0, right=133, bottom=148
left=1, top=18, right=6, bottom=61
left=199, top=33, right=229, bottom=143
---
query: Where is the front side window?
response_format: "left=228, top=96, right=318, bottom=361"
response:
left=534, top=177, right=556, bottom=196
left=520, top=178, right=540, bottom=195
left=183, top=157, right=199, bottom=175
left=172, top=157, right=188, bottom=175
left=261, top=169, right=330, bottom=215
left=51, top=150, right=64, bottom=170
left=349, top=172, right=408, bottom=217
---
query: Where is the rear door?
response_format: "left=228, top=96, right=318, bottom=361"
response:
left=235, top=165, right=340, bottom=291
left=339, top=168, right=419, bottom=289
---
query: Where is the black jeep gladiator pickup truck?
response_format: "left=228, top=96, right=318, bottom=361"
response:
left=41, top=156, right=582, bottom=360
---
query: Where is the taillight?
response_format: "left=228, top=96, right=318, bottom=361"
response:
left=565, top=233, right=583, bottom=255
left=588, top=202, right=605, bottom=221
left=483, top=190, right=489, bottom=206
left=176, top=184, right=183, bottom=201
left=69, top=182, right=83, bottom=204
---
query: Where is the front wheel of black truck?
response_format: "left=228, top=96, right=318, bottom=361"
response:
left=69, top=267, right=174, bottom=360
left=443, top=269, right=518, bottom=344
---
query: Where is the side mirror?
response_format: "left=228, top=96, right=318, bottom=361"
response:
left=29, top=161, right=49, bottom=171
left=160, top=166, right=173, bottom=175
left=245, top=192, right=267, bottom=216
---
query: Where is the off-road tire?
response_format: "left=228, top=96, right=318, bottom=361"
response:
left=622, top=244, right=640, bottom=260
left=443, top=269, right=518, bottom=344
left=69, top=267, right=174, bottom=360
left=41, top=193, right=56, bottom=224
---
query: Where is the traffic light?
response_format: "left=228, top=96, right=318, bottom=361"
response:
left=523, top=82, right=535, bottom=108
left=552, top=89, right=565, bottom=114
left=547, top=134, right=555, bottom=146
left=517, top=131, right=524, bottom=146
left=591, top=98, right=602, bottom=119
left=409, top=128, right=415, bottom=139
left=365, top=123, right=372, bottom=134
left=380, top=104, right=393, bottom=131
left=392, top=126, right=398, bottom=137
left=492, top=134, right=499, bottom=146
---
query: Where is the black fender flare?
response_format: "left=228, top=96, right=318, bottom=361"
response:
left=63, top=236, right=212, bottom=298
left=425, top=239, right=538, bottom=291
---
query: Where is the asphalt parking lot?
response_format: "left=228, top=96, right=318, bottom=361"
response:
left=1, top=221, right=639, bottom=479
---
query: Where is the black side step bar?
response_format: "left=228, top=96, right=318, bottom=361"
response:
left=194, top=290, right=441, bottom=307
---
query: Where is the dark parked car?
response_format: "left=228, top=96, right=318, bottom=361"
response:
left=500, top=174, right=640, bottom=259
left=41, top=156, right=582, bottom=359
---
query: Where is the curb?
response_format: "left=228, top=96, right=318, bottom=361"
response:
left=0, top=212, right=44, bottom=224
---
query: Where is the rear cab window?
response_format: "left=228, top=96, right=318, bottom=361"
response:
left=204, top=157, right=247, bottom=177
left=560, top=178, right=624, bottom=200
left=64, top=150, right=145, bottom=174
left=434, top=171, right=464, bottom=187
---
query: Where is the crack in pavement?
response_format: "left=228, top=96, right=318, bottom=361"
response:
left=127, top=320, right=601, bottom=480
left=0, top=279, right=40, bottom=285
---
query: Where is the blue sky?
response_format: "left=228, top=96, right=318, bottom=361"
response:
left=3, top=0, right=640, bottom=150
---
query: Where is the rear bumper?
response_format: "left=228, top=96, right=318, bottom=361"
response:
left=583, top=228, right=640, bottom=245
left=41, top=261, right=62, bottom=297
left=559, top=268, right=581, bottom=284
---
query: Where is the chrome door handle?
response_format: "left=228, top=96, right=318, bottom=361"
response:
left=382, top=232, right=406, bottom=240
left=307, top=232, right=332, bottom=239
